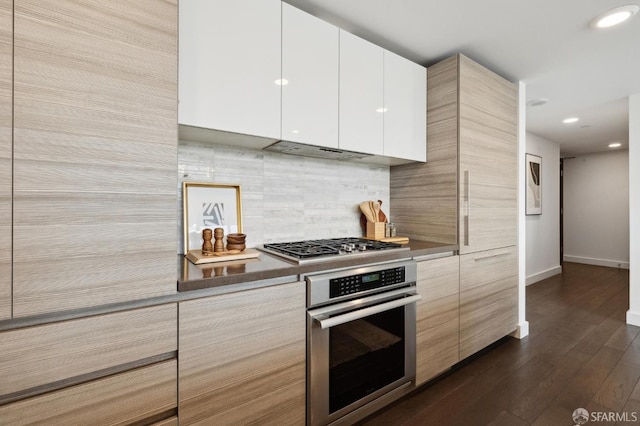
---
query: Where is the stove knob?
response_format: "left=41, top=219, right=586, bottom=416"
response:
left=341, top=244, right=351, bottom=252
left=349, top=243, right=356, bottom=251
left=359, top=243, right=367, bottom=251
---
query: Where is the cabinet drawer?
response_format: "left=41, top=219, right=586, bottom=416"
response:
left=0, top=304, right=177, bottom=397
left=0, top=360, right=177, bottom=426
left=459, top=246, right=518, bottom=359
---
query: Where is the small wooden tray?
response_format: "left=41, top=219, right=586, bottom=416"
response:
left=365, top=236, right=410, bottom=244
left=185, top=248, right=261, bottom=265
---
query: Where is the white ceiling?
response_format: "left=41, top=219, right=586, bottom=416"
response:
left=284, top=0, right=640, bottom=156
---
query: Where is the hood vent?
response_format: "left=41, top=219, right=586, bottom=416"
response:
left=264, top=140, right=373, bottom=161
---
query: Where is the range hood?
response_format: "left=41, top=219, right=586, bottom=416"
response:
left=263, top=140, right=373, bottom=161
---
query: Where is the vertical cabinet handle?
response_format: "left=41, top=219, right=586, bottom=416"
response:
left=464, top=170, right=470, bottom=246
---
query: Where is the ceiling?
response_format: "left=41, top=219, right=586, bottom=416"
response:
left=284, top=0, right=640, bottom=156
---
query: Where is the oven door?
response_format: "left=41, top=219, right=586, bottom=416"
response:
left=307, top=287, right=420, bottom=426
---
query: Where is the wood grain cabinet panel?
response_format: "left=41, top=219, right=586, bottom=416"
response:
left=0, top=304, right=177, bottom=397
left=0, top=360, right=177, bottom=426
left=390, top=54, right=517, bottom=253
left=458, top=55, right=518, bottom=254
left=459, top=246, right=518, bottom=359
left=0, top=0, right=11, bottom=320
left=415, top=255, right=460, bottom=385
left=12, top=0, right=178, bottom=316
left=390, top=56, right=458, bottom=244
left=179, top=282, right=306, bottom=425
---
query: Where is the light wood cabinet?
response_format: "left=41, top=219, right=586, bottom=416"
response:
left=179, top=0, right=281, bottom=140
left=459, top=246, right=518, bottom=359
left=458, top=55, right=518, bottom=254
left=339, top=30, right=384, bottom=155
left=0, top=360, right=177, bottom=426
left=415, top=255, right=459, bottom=385
left=0, top=0, right=11, bottom=320
left=383, top=50, right=427, bottom=162
left=0, top=304, right=177, bottom=397
left=391, top=54, right=518, bottom=359
left=12, top=0, right=178, bottom=316
left=179, top=282, right=306, bottom=425
left=282, top=3, right=339, bottom=148
left=391, top=54, right=517, bottom=251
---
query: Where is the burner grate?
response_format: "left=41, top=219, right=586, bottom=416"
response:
left=262, top=237, right=402, bottom=260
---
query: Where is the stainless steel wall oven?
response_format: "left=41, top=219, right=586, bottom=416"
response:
left=306, top=260, right=419, bottom=425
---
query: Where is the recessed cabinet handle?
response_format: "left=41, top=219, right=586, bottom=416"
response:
left=464, top=170, right=470, bottom=246
left=474, top=252, right=511, bottom=262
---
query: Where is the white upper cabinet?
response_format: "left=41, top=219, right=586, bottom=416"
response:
left=383, top=50, right=427, bottom=162
left=282, top=3, right=339, bottom=148
left=339, top=30, right=384, bottom=155
left=178, top=0, right=281, bottom=140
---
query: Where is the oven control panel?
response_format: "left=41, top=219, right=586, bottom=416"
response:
left=329, top=266, right=406, bottom=298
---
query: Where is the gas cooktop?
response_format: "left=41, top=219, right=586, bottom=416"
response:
left=259, top=237, right=409, bottom=264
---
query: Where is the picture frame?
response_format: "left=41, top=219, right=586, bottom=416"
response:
left=525, top=154, right=542, bottom=215
left=182, top=182, right=243, bottom=252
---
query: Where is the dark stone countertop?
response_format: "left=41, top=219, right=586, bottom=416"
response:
left=177, top=239, right=458, bottom=292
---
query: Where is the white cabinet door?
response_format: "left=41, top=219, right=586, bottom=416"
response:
left=178, top=0, right=281, bottom=140
left=383, top=50, right=427, bottom=162
left=282, top=3, right=339, bottom=148
left=339, top=30, right=383, bottom=155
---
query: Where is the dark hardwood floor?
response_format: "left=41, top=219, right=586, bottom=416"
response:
left=359, top=262, right=638, bottom=426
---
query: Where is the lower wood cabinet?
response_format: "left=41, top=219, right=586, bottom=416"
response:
left=415, top=255, right=459, bottom=385
left=0, top=360, right=177, bottom=425
left=0, top=304, right=177, bottom=397
left=459, top=246, right=518, bottom=359
left=178, top=282, right=306, bottom=425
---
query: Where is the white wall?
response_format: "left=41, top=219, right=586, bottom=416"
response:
left=563, top=150, right=629, bottom=268
left=177, top=140, right=390, bottom=253
left=628, top=94, right=640, bottom=326
left=525, top=132, right=561, bottom=285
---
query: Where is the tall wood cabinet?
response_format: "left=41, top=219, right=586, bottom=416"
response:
left=11, top=0, right=178, bottom=317
left=179, top=282, right=306, bottom=425
left=0, top=0, right=11, bottom=320
left=391, top=54, right=518, bottom=359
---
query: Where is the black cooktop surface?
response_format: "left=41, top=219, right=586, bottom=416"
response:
left=262, top=237, right=403, bottom=260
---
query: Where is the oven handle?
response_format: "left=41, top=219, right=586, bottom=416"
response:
left=311, top=294, right=422, bottom=329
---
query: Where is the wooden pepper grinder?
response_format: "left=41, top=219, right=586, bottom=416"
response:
left=213, top=227, right=225, bottom=253
left=202, top=228, right=214, bottom=256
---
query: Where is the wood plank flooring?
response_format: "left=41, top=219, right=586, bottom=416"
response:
left=359, top=262, right=637, bottom=426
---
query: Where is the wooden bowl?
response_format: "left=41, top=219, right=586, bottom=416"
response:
left=226, top=236, right=246, bottom=244
left=227, top=233, right=246, bottom=239
left=226, top=243, right=246, bottom=251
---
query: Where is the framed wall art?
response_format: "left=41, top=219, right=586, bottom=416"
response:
left=525, top=154, right=542, bottom=215
left=182, top=182, right=243, bottom=252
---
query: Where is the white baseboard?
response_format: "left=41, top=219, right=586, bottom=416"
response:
left=510, top=321, right=529, bottom=339
left=628, top=310, right=640, bottom=327
left=563, top=255, right=630, bottom=269
left=526, top=266, right=562, bottom=286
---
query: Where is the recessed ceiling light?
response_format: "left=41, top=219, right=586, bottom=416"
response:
left=563, top=117, right=579, bottom=124
left=376, top=107, right=388, bottom=113
left=527, top=98, right=549, bottom=107
left=608, top=142, right=622, bottom=148
left=274, top=79, right=289, bottom=86
left=591, top=5, right=639, bottom=29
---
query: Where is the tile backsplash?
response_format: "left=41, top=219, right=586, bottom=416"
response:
left=177, top=140, right=390, bottom=253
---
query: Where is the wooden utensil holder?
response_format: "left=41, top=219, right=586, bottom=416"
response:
left=366, top=222, right=386, bottom=239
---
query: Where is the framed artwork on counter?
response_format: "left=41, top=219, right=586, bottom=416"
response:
left=525, top=154, right=542, bottom=215
left=182, top=182, right=243, bottom=252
